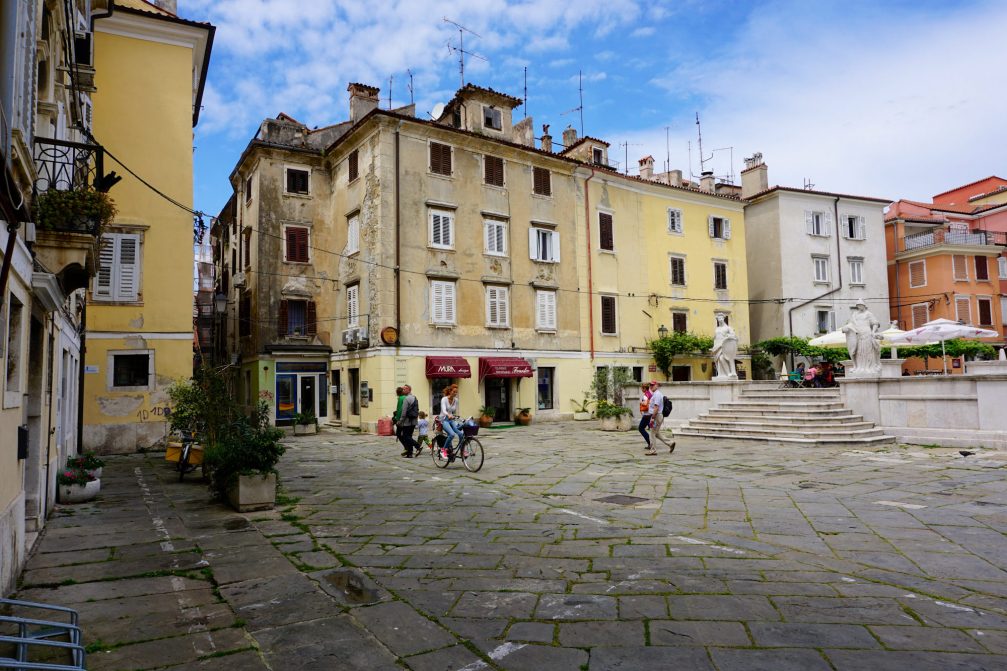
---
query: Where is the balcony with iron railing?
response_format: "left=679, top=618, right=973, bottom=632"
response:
left=899, top=227, right=1007, bottom=253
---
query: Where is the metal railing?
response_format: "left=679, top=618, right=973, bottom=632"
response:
left=901, top=228, right=1007, bottom=251
left=33, top=136, right=104, bottom=193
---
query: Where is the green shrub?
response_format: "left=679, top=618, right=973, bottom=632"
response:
left=649, top=331, right=714, bottom=379
left=204, top=401, right=285, bottom=499
left=595, top=399, right=632, bottom=418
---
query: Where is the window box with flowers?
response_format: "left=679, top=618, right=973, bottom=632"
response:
left=33, top=187, right=117, bottom=237
left=57, top=468, right=100, bottom=504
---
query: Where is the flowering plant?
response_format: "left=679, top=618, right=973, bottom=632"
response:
left=57, top=469, right=96, bottom=486
left=67, top=452, right=104, bottom=471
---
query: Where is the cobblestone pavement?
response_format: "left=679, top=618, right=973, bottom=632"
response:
left=13, top=423, right=1007, bottom=670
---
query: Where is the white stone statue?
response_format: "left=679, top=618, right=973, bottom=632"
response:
left=711, top=314, right=738, bottom=379
left=842, top=299, right=882, bottom=376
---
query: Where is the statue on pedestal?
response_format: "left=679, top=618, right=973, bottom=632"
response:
left=842, top=299, right=882, bottom=376
left=711, top=314, right=738, bottom=379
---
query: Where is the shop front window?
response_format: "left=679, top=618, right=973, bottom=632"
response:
left=537, top=367, right=554, bottom=410
left=276, top=374, right=296, bottom=424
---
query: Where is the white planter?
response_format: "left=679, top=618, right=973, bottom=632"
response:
left=293, top=424, right=317, bottom=435
left=226, top=472, right=276, bottom=512
left=599, top=415, right=633, bottom=431
left=58, top=479, right=100, bottom=504
left=573, top=412, right=593, bottom=421
left=87, top=467, right=103, bottom=479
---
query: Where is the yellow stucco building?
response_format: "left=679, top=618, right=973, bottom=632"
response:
left=83, top=1, right=213, bottom=451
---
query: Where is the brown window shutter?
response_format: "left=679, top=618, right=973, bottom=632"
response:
left=976, top=256, right=989, bottom=281
left=307, top=301, right=317, bottom=335
left=278, top=299, right=288, bottom=336
left=601, top=296, right=616, bottom=333
left=485, top=155, right=503, bottom=186
left=533, top=167, right=551, bottom=196
left=430, top=142, right=451, bottom=175
left=348, top=150, right=359, bottom=182
left=599, top=213, right=613, bottom=250
left=978, top=298, right=992, bottom=326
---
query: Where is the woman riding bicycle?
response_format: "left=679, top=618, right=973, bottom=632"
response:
left=439, top=384, right=463, bottom=457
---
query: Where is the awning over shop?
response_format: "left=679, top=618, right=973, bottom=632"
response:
left=425, top=356, right=472, bottom=378
left=479, top=357, right=534, bottom=379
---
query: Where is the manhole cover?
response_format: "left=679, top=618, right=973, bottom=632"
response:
left=596, top=495, right=649, bottom=505
left=223, top=518, right=250, bottom=530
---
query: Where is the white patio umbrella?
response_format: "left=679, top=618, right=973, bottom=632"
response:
left=887, top=318, right=999, bottom=374
left=808, top=322, right=915, bottom=357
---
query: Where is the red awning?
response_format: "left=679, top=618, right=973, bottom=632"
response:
left=425, top=356, right=472, bottom=379
left=479, top=357, right=534, bottom=379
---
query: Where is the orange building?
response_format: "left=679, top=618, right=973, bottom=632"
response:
left=886, top=176, right=1007, bottom=373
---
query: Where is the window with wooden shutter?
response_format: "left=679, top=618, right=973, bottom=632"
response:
left=848, top=257, right=864, bottom=285
left=486, top=286, right=509, bottom=327
left=599, top=212, right=614, bottom=251
left=243, top=230, right=251, bottom=267
left=484, top=155, right=504, bottom=186
left=94, top=233, right=141, bottom=302
left=347, top=215, right=359, bottom=255
left=953, top=255, right=968, bottom=280
left=306, top=301, right=317, bottom=335
left=278, top=299, right=289, bottom=337
left=484, top=219, right=506, bottom=255
left=600, top=295, right=617, bottom=334
left=1002, top=296, right=1007, bottom=326
left=975, top=256, right=989, bottom=281
left=244, top=175, right=253, bottom=203
left=709, top=216, right=731, bottom=239
left=430, top=142, right=452, bottom=175
left=239, top=293, right=251, bottom=337
left=348, top=150, right=359, bottom=182
left=911, top=303, right=929, bottom=329
left=813, top=256, right=829, bottom=283
left=908, top=260, right=926, bottom=288
left=533, top=167, right=551, bottom=196
left=529, top=228, right=559, bottom=262
left=285, top=168, right=310, bottom=194
left=667, top=208, right=683, bottom=234
left=714, top=261, right=728, bottom=290
left=536, top=290, right=557, bottom=330
left=431, top=281, right=456, bottom=324
left=672, top=311, right=687, bottom=333
left=347, top=284, right=359, bottom=328
left=429, top=210, right=453, bottom=248
left=670, top=256, right=686, bottom=286
left=285, top=226, right=309, bottom=263
left=977, top=297, right=993, bottom=326
left=955, top=295, right=971, bottom=323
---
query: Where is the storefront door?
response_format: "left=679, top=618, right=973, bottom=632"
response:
left=299, top=375, right=316, bottom=416
left=485, top=378, right=510, bottom=422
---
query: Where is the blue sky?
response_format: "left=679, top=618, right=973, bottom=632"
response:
left=181, top=0, right=1007, bottom=217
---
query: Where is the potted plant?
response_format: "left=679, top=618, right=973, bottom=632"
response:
left=570, top=394, right=594, bottom=421
left=67, top=452, right=105, bottom=479
left=33, top=187, right=117, bottom=236
left=477, top=406, right=495, bottom=428
left=514, top=407, right=533, bottom=426
left=205, top=401, right=286, bottom=512
left=595, top=399, right=633, bottom=431
left=57, top=468, right=100, bottom=504
left=293, top=411, right=318, bottom=435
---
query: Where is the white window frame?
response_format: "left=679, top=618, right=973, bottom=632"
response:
left=999, top=256, right=1007, bottom=280
left=535, top=290, right=557, bottom=331
left=346, top=214, right=360, bottom=255
left=952, top=254, right=969, bottom=281
left=667, top=208, right=683, bottom=235
left=429, top=209, right=455, bottom=250
left=815, top=308, right=836, bottom=334
left=485, top=285, right=510, bottom=328
left=1001, top=296, right=1007, bottom=326
left=430, top=280, right=456, bottom=326
left=843, top=214, right=866, bottom=240
left=955, top=294, right=971, bottom=324
left=976, top=295, right=994, bottom=327
left=708, top=216, right=731, bottom=240
left=911, top=302, right=930, bottom=329
left=482, top=105, right=502, bottom=131
left=281, top=223, right=311, bottom=264
left=669, top=254, right=687, bottom=287
left=428, top=141, right=453, bottom=177
left=813, top=255, right=830, bottom=283
left=806, top=210, right=832, bottom=237
left=671, top=309, right=688, bottom=333
left=529, top=227, right=560, bottom=263
left=908, top=259, right=927, bottom=288
left=283, top=165, right=311, bottom=196
left=848, top=257, right=864, bottom=285
left=94, top=232, right=142, bottom=302
left=346, top=283, right=359, bottom=328
left=484, top=219, right=507, bottom=256
left=106, top=349, right=155, bottom=392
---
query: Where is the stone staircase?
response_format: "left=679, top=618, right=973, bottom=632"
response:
left=677, top=384, right=895, bottom=446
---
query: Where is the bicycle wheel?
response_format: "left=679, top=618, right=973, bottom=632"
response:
left=460, top=437, right=484, bottom=472
left=178, top=443, right=191, bottom=481
left=432, top=442, right=451, bottom=468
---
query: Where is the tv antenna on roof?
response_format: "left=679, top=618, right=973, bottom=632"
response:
left=560, top=70, right=584, bottom=137
left=620, top=141, right=642, bottom=176
left=444, top=17, right=486, bottom=89
left=407, top=69, right=414, bottom=105
left=694, top=112, right=713, bottom=178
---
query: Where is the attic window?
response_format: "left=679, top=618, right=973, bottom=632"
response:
left=592, top=147, right=603, bottom=164
left=483, top=106, right=502, bottom=131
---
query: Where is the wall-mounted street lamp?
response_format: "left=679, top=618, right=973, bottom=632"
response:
left=657, top=324, right=669, bottom=339
left=214, top=292, right=227, bottom=314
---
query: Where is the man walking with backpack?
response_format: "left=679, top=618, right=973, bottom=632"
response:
left=398, top=384, right=421, bottom=458
left=647, top=381, right=676, bottom=455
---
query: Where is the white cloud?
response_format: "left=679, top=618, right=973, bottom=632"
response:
left=630, top=26, right=655, bottom=37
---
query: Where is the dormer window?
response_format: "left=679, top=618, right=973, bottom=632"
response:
left=483, top=106, right=502, bottom=131
left=592, top=147, right=603, bottom=164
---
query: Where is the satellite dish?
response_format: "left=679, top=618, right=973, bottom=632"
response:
left=429, top=102, right=445, bottom=120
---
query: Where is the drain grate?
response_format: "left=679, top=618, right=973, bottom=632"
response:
left=596, top=494, right=649, bottom=505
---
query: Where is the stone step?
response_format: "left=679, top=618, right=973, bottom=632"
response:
left=688, top=417, right=877, bottom=432
left=703, top=409, right=862, bottom=420
left=676, top=428, right=896, bottom=446
left=682, top=423, right=886, bottom=440
left=739, top=390, right=841, bottom=399
left=717, top=401, right=848, bottom=411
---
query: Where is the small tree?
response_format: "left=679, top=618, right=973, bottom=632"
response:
left=167, top=364, right=238, bottom=451
left=649, top=331, right=714, bottom=379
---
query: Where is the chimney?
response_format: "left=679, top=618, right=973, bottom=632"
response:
left=541, top=131, right=552, bottom=153
left=638, top=156, right=654, bottom=180
left=348, top=83, right=380, bottom=124
left=149, top=0, right=177, bottom=13
left=667, top=169, right=682, bottom=187
left=741, top=152, right=768, bottom=199
left=700, top=171, right=715, bottom=193
left=562, top=125, right=578, bottom=149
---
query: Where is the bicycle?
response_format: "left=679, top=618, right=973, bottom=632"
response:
left=431, top=418, right=484, bottom=472
left=168, top=429, right=205, bottom=482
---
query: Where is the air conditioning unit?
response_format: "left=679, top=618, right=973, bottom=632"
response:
left=353, top=327, right=369, bottom=347
left=341, top=329, right=357, bottom=348
left=232, top=272, right=245, bottom=288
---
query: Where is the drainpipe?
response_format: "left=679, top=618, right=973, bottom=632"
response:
left=44, top=313, right=56, bottom=518
left=76, top=300, right=86, bottom=454
left=583, top=167, right=598, bottom=360
left=787, top=197, right=844, bottom=363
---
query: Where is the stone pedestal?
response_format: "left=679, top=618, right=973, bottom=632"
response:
left=881, top=359, right=906, bottom=378
left=965, top=360, right=1007, bottom=376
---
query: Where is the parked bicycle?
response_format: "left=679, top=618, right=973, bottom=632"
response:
left=430, top=417, right=484, bottom=472
left=166, top=428, right=205, bottom=482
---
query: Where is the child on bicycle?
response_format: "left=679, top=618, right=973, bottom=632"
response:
left=416, top=411, right=431, bottom=452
